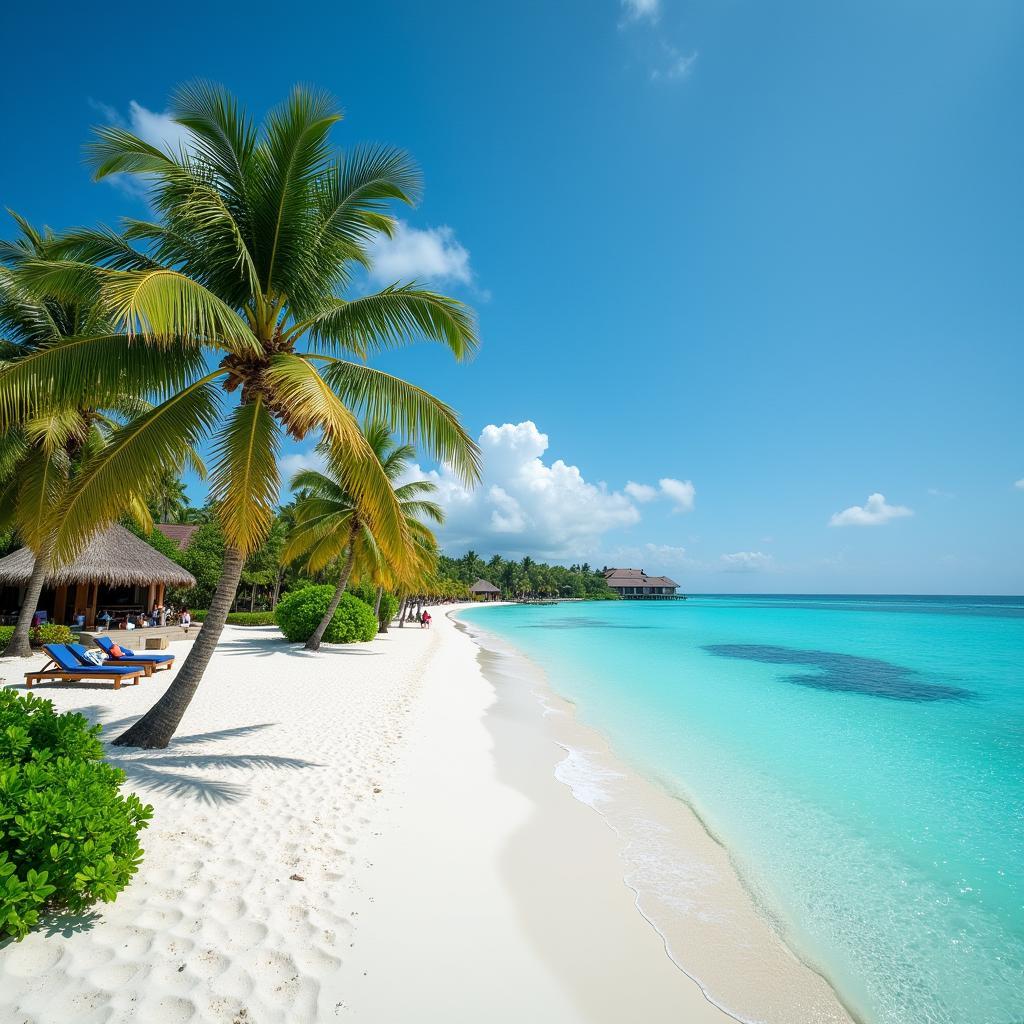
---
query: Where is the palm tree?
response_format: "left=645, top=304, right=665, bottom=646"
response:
left=148, top=467, right=190, bottom=523
left=0, top=83, right=478, bottom=747
left=0, top=215, right=168, bottom=657
left=284, top=422, right=442, bottom=650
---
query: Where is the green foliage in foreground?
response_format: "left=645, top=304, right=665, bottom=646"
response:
left=0, top=691, right=153, bottom=940
left=0, top=624, right=74, bottom=649
left=275, top=585, right=377, bottom=644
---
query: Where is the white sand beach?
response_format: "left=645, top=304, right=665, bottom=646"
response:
left=0, top=607, right=850, bottom=1023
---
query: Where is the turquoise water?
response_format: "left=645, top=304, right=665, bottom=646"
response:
left=460, top=596, right=1024, bottom=1024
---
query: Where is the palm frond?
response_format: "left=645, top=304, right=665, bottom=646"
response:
left=85, top=125, right=180, bottom=179
left=52, top=378, right=223, bottom=563
left=316, top=357, right=480, bottom=484
left=103, top=268, right=259, bottom=351
left=296, top=285, right=478, bottom=361
left=264, top=353, right=366, bottom=449
left=0, top=335, right=209, bottom=429
left=208, top=399, right=281, bottom=554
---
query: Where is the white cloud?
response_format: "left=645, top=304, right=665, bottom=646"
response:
left=622, top=477, right=696, bottom=512
left=127, top=101, right=193, bottom=154
left=829, top=493, right=913, bottom=527
left=651, top=46, right=698, bottom=81
left=625, top=481, right=658, bottom=502
left=720, top=551, right=774, bottom=572
left=621, top=0, right=660, bottom=24
left=927, top=487, right=955, bottom=498
left=410, top=421, right=641, bottom=559
left=659, top=477, right=696, bottom=512
left=368, top=221, right=472, bottom=286
left=1015, top=479, right=1024, bottom=491
left=89, top=99, right=195, bottom=199
left=278, top=449, right=327, bottom=490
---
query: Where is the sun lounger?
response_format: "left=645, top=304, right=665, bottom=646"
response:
left=92, top=636, right=176, bottom=673
left=25, top=644, right=144, bottom=690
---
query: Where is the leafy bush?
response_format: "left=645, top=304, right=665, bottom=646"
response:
left=377, top=593, right=399, bottom=628
left=0, top=690, right=153, bottom=940
left=274, top=586, right=377, bottom=644
left=225, top=612, right=276, bottom=626
left=190, top=610, right=209, bottom=622
left=0, top=623, right=74, bottom=649
left=31, top=623, right=74, bottom=645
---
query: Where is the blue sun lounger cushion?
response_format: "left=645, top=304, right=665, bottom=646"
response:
left=44, top=644, right=141, bottom=676
left=94, top=635, right=174, bottom=663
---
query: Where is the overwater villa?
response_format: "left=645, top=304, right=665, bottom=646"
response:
left=0, top=524, right=196, bottom=628
left=603, top=567, right=681, bottom=599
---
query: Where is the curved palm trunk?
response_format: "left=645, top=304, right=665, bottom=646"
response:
left=397, top=596, right=407, bottom=628
left=304, top=526, right=358, bottom=652
left=113, top=546, right=245, bottom=750
left=3, top=538, right=53, bottom=658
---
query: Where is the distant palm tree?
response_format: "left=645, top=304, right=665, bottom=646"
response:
left=284, top=422, right=442, bottom=650
left=0, top=83, right=479, bottom=747
left=148, top=467, right=191, bottom=523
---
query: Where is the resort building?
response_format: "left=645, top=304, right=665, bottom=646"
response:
left=470, top=579, right=502, bottom=601
left=155, top=523, right=201, bottom=551
left=603, top=567, right=680, bottom=599
left=0, top=524, right=196, bottom=629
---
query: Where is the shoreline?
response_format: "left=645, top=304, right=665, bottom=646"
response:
left=454, top=605, right=858, bottom=1024
left=2, top=604, right=856, bottom=1022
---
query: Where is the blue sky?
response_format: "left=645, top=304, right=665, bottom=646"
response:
left=3, top=1, right=1022, bottom=593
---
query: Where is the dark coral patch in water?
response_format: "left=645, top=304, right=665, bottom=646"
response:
left=703, top=644, right=974, bottom=702
left=529, top=617, right=655, bottom=630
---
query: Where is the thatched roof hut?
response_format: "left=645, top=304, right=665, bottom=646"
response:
left=469, top=578, right=501, bottom=600
left=0, top=524, right=196, bottom=588
left=0, top=525, right=196, bottom=628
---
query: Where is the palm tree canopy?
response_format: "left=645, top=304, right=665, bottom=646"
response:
left=284, top=421, right=443, bottom=583
left=0, top=83, right=480, bottom=566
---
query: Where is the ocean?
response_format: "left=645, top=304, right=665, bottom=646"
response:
left=459, top=595, right=1024, bottom=1024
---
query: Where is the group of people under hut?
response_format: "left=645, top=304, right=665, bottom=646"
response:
left=42, top=605, right=194, bottom=633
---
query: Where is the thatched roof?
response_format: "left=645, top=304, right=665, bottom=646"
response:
left=470, top=578, right=501, bottom=593
left=155, top=523, right=200, bottom=551
left=0, top=525, right=197, bottom=588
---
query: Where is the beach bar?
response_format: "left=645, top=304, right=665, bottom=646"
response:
left=470, top=578, right=502, bottom=601
left=0, top=524, right=196, bottom=629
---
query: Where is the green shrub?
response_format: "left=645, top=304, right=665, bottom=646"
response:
left=190, top=610, right=209, bottom=622
left=225, top=612, right=276, bottom=626
left=377, top=592, right=399, bottom=628
left=0, top=690, right=153, bottom=941
left=30, top=623, right=74, bottom=646
left=0, top=624, right=74, bottom=648
left=274, top=586, right=377, bottom=644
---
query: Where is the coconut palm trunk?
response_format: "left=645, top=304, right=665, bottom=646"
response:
left=113, top=546, right=245, bottom=749
left=3, top=536, right=53, bottom=658
left=304, top=523, right=359, bottom=652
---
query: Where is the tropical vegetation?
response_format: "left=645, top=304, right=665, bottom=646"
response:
left=0, top=690, right=153, bottom=941
left=0, top=82, right=480, bottom=748
left=283, top=422, right=443, bottom=650
left=274, top=584, right=377, bottom=644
